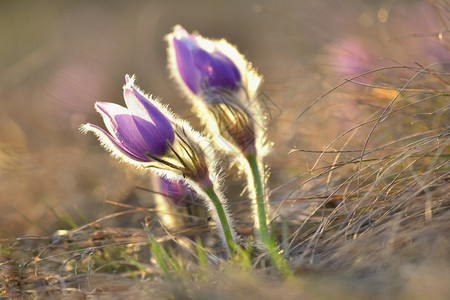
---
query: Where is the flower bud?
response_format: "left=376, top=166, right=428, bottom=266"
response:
left=158, top=177, right=195, bottom=207
left=168, top=26, right=264, bottom=156
left=170, top=25, right=241, bottom=95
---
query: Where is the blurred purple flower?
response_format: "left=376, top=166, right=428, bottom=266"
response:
left=319, top=36, right=379, bottom=78
left=171, top=25, right=241, bottom=94
left=82, top=75, right=174, bottom=162
left=158, top=177, right=196, bottom=207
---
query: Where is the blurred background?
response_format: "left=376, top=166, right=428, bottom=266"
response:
left=0, top=0, right=448, bottom=237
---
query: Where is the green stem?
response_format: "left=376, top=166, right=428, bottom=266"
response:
left=267, top=239, right=293, bottom=278
left=246, top=153, right=293, bottom=278
left=204, top=187, right=236, bottom=256
left=246, top=153, right=269, bottom=245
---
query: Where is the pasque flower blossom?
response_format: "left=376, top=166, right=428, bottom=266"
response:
left=81, top=75, right=174, bottom=163
left=153, top=176, right=197, bottom=230
left=158, top=177, right=195, bottom=207
left=167, top=25, right=265, bottom=156
left=81, top=75, right=239, bottom=256
left=170, top=26, right=241, bottom=95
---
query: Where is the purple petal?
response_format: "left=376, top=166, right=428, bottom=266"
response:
left=173, top=36, right=200, bottom=94
left=109, top=114, right=153, bottom=161
left=193, top=49, right=241, bottom=90
left=123, top=83, right=175, bottom=145
left=96, top=102, right=170, bottom=161
left=86, top=124, right=147, bottom=161
left=123, top=81, right=157, bottom=121
left=95, top=102, right=129, bottom=139
left=211, top=51, right=241, bottom=85
left=171, top=26, right=241, bottom=93
left=131, top=115, right=174, bottom=156
left=158, top=177, right=195, bottom=206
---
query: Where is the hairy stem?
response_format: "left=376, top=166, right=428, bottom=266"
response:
left=204, top=186, right=236, bottom=257
left=246, top=153, right=293, bottom=278
left=267, top=239, right=293, bottom=278
left=246, top=153, right=270, bottom=244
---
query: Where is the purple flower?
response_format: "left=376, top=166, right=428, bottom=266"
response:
left=82, top=75, right=174, bottom=162
left=171, top=26, right=241, bottom=94
left=158, top=177, right=196, bottom=206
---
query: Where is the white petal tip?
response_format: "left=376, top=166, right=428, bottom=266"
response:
left=173, top=25, right=189, bottom=39
left=124, top=74, right=136, bottom=90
